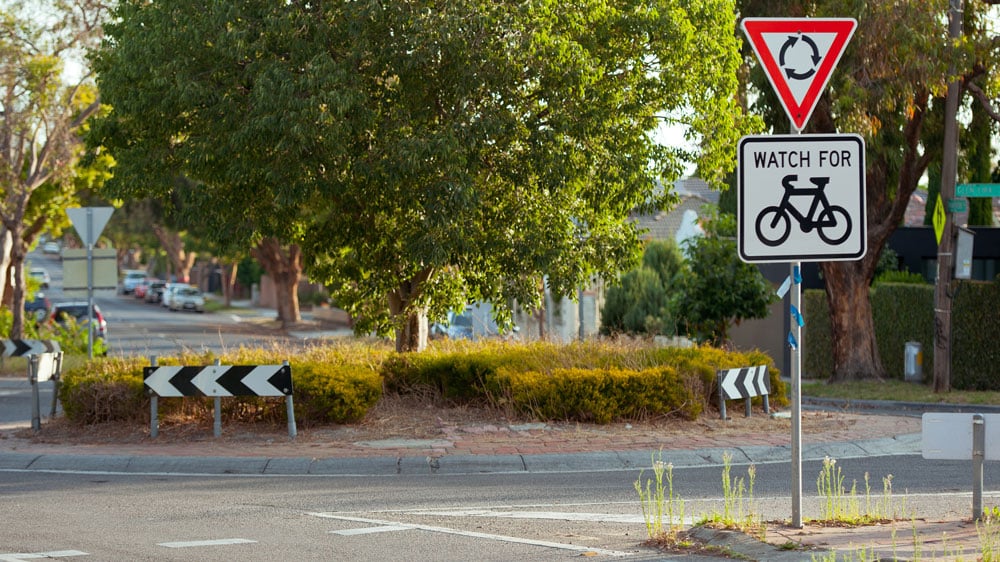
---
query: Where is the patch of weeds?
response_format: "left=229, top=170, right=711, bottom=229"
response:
left=701, top=452, right=762, bottom=536
left=813, top=456, right=902, bottom=525
left=634, top=450, right=685, bottom=539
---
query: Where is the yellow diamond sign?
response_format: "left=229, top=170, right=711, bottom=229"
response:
left=933, top=193, right=946, bottom=245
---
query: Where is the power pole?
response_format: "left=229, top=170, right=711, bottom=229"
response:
left=933, top=0, right=963, bottom=393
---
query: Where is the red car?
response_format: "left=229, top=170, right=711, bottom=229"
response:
left=134, top=278, right=158, bottom=299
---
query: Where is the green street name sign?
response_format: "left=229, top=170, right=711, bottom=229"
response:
left=956, top=183, right=1000, bottom=198
left=947, top=198, right=967, bottom=213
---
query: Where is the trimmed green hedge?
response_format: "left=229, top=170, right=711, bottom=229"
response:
left=805, top=280, right=1000, bottom=388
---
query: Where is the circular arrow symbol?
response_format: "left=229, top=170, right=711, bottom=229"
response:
left=779, top=34, right=821, bottom=80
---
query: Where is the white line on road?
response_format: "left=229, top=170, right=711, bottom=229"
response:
left=310, top=512, right=634, bottom=557
left=0, top=551, right=88, bottom=561
left=157, top=538, right=256, bottom=548
left=331, top=525, right=414, bottom=536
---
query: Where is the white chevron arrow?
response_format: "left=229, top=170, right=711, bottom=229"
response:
left=242, top=366, right=286, bottom=397
left=720, top=368, right=741, bottom=400
left=144, top=366, right=185, bottom=397
left=191, top=365, right=233, bottom=396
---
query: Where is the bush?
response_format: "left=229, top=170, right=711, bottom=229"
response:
left=295, top=362, right=382, bottom=424
left=493, top=366, right=702, bottom=423
left=59, top=357, right=147, bottom=424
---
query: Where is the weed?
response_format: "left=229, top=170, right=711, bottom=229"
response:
left=634, top=450, right=685, bottom=539
left=814, top=456, right=899, bottom=524
left=702, top=452, right=761, bottom=534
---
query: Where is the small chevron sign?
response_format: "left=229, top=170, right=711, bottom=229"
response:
left=143, top=365, right=293, bottom=397
left=2, top=339, right=61, bottom=357
left=717, top=365, right=771, bottom=420
left=719, top=365, right=770, bottom=401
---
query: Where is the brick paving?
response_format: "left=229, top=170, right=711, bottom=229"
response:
left=1, top=409, right=921, bottom=460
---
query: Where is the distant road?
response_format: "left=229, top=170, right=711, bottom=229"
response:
left=27, top=248, right=320, bottom=358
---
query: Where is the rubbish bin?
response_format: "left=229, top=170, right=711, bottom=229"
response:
left=904, top=341, right=923, bottom=382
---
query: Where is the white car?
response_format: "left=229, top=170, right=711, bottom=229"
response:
left=29, top=267, right=51, bottom=289
left=160, top=283, right=192, bottom=308
left=168, top=286, right=205, bottom=313
left=120, top=270, right=147, bottom=294
left=42, top=241, right=60, bottom=255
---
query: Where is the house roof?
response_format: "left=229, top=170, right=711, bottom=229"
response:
left=633, top=177, right=718, bottom=241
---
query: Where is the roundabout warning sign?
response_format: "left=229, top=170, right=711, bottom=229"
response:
left=738, top=134, right=866, bottom=263
left=741, top=18, right=857, bottom=131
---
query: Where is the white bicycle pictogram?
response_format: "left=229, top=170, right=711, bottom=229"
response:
left=754, top=174, right=852, bottom=247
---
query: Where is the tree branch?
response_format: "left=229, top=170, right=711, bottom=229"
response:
left=965, top=81, right=1000, bottom=122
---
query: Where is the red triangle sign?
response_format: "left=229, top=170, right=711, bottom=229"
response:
left=741, top=18, right=857, bottom=131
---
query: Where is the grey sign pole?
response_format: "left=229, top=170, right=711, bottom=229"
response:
left=86, top=209, right=94, bottom=359
left=65, top=206, right=114, bottom=360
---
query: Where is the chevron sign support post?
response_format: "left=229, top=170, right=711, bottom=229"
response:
left=2, top=339, right=60, bottom=357
left=144, top=358, right=296, bottom=438
left=717, top=365, right=771, bottom=420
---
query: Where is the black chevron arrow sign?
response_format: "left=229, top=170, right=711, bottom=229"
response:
left=143, top=365, right=293, bottom=397
left=1, top=339, right=61, bottom=357
left=718, top=365, right=770, bottom=401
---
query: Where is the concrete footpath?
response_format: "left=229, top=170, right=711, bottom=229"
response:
left=4, top=393, right=997, bottom=560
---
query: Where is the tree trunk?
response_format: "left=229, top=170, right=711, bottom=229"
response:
left=822, top=260, right=885, bottom=382
left=0, top=227, right=11, bottom=307
left=220, top=260, right=238, bottom=307
left=251, top=238, right=301, bottom=327
left=387, top=268, right=433, bottom=352
left=151, top=224, right=196, bottom=282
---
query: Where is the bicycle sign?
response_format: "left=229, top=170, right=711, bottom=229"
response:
left=738, top=134, right=866, bottom=262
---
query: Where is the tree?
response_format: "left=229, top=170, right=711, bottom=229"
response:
left=601, top=240, right=684, bottom=336
left=676, top=212, right=774, bottom=346
left=741, top=0, right=1000, bottom=381
left=92, top=0, right=753, bottom=351
left=0, top=0, right=109, bottom=338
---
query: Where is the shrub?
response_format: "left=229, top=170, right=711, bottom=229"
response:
left=493, top=366, right=703, bottom=423
left=294, top=362, right=382, bottom=424
left=59, top=357, right=147, bottom=424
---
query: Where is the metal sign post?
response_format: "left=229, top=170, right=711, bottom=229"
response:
left=740, top=16, right=860, bottom=529
left=66, top=207, right=114, bottom=359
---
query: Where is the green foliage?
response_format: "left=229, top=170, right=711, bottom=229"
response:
left=92, top=0, right=755, bottom=342
left=807, top=280, right=999, bottom=388
left=872, top=270, right=928, bottom=286
left=803, top=290, right=834, bottom=378
left=953, top=281, right=1000, bottom=390
left=0, top=308, right=107, bottom=357
left=493, top=365, right=702, bottom=423
left=58, top=357, right=148, bottom=424
left=294, top=363, right=382, bottom=424
left=676, top=213, right=775, bottom=345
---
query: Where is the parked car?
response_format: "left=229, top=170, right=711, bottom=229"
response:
left=145, top=280, right=167, bottom=303
left=120, top=270, right=147, bottom=294
left=160, top=283, right=192, bottom=308
left=51, top=301, right=107, bottom=339
left=134, top=278, right=158, bottom=299
left=42, top=241, right=60, bottom=255
left=25, top=292, right=51, bottom=323
left=168, top=286, right=206, bottom=313
left=29, top=267, right=51, bottom=289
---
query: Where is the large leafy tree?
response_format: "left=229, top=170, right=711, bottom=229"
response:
left=0, top=0, right=109, bottom=338
left=93, top=0, right=752, bottom=351
left=742, top=0, right=1000, bottom=381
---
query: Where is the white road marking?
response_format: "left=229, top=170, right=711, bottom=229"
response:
left=0, top=551, right=88, bottom=561
left=403, top=509, right=649, bottom=524
left=157, top=538, right=256, bottom=548
left=310, top=512, right=633, bottom=557
left=331, top=525, right=413, bottom=536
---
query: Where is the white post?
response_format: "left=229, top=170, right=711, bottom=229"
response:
left=284, top=360, right=297, bottom=438
left=149, top=356, right=159, bottom=438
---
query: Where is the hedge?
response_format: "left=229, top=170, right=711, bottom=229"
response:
left=57, top=340, right=785, bottom=427
left=805, top=279, right=1000, bottom=388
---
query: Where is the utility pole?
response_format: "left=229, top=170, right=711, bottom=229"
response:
left=933, top=0, right=963, bottom=393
